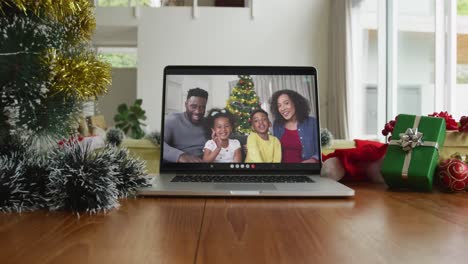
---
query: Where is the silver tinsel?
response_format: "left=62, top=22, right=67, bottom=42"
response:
left=46, top=142, right=119, bottom=214
left=0, top=152, right=47, bottom=212
left=145, top=130, right=161, bottom=146
left=106, top=127, right=125, bottom=147
left=102, top=146, right=149, bottom=198
left=320, top=128, right=334, bottom=148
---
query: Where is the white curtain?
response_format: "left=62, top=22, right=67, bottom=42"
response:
left=326, top=0, right=353, bottom=139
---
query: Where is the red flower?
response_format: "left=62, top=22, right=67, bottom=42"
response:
left=429, top=111, right=458, bottom=130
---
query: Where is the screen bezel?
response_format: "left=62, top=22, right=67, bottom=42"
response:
left=160, top=65, right=321, bottom=175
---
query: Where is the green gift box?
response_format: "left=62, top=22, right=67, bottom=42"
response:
left=381, top=114, right=446, bottom=191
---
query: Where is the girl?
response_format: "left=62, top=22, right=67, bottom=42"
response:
left=203, top=108, right=242, bottom=163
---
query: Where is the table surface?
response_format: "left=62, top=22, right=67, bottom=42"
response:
left=1, top=183, right=468, bottom=264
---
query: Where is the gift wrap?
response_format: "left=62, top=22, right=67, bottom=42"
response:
left=381, top=114, right=446, bottom=191
left=439, top=131, right=468, bottom=162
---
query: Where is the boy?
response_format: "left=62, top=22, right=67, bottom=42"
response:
left=245, top=109, right=282, bottom=163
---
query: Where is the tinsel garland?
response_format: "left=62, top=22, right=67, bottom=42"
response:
left=0, top=140, right=149, bottom=214
left=145, top=131, right=161, bottom=147
left=106, top=128, right=125, bottom=146
left=0, top=0, right=135, bottom=215
left=47, top=142, right=120, bottom=214
left=0, top=0, right=95, bottom=42
left=0, top=109, right=11, bottom=149
left=45, top=48, right=112, bottom=100
left=0, top=152, right=48, bottom=212
left=320, top=128, right=334, bottom=148
left=103, top=146, right=148, bottom=198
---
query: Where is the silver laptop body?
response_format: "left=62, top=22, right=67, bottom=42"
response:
left=138, top=66, right=354, bottom=197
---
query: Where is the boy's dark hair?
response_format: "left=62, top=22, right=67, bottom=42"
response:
left=186, top=87, right=208, bottom=100
left=249, top=108, right=269, bottom=123
left=269, top=89, right=310, bottom=124
left=204, top=108, right=237, bottom=132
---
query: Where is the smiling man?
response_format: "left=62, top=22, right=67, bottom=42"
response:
left=163, top=88, right=209, bottom=163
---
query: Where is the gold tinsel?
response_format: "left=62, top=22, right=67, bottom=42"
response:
left=1, top=0, right=95, bottom=42
left=45, top=49, right=112, bottom=100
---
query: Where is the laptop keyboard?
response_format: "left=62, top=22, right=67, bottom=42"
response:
left=171, top=175, right=314, bottom=183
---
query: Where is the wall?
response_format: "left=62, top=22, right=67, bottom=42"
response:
left=97, top=68, right=137, bottom=127
left=137, top=0, right=330, bottom=131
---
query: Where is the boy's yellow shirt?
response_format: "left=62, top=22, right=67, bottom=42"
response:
left=245, top=132, right=282, bottom=163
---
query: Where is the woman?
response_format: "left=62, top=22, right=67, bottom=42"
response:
left=270, top=89, right=319, bottom=163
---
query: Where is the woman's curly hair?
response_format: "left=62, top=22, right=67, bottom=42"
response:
left=269, top=89, right=310, bottom=125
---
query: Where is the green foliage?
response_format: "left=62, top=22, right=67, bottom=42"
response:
left=459, top=0, right=468, bottom=16
left=114, top=99, right=147, bottom=139
left=100, top=52, right=137, bottom=68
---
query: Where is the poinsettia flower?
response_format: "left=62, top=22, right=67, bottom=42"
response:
left=429, top=111, right=459, bottom=130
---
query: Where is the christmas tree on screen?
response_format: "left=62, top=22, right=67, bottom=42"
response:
left=226, top=75, right=261, bottom=135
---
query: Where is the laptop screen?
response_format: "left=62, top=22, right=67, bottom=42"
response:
left=161, top=66, right=321, bottom=173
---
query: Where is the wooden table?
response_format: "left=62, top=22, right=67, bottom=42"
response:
left=1, top=183, right=468, bottom=264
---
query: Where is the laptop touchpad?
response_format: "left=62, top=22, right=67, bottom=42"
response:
left=215, top=184, right=277, bottom=191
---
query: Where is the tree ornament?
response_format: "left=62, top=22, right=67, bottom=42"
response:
left=438, top=158, right=468, bottom=192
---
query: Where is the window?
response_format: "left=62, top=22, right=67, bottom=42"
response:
left=96, top=0, right=157, bottom=7
left=349, top=0, right=385, bottom=140
left=456, top=0, right=468, bottom=119
left=97, top=47, right=137, bottom=68
left=349, top=0, right=465, bottom=140
left=395, top=0, right=436, bottom=117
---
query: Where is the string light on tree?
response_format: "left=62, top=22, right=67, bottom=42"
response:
left=226, top=75, right=261, bottom=135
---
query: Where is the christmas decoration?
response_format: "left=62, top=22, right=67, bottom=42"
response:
left=0, top=151, right=48, bottom=212
left=459, top=116, right=468, bottom=132
left=437, top=158, right=468, bottom=192
left=104, top=146, right=148, bottom=198
left=106, top=128, right=125, bottom=146
left=320, top=128, right=334, bottom=148
left=322, top=140, right=387, bottom=182
left=0, top=1, right=148, bottom=214
left=381, top=116, right=397, bottom=140
left=145, top=130, right=161, bottom=146
left=0, top=0, right=111, bottom=143
left=381, top=114, right=446, bottom=191
left=225, top=75, right=261, bottom=135
left=429, top=111, right=459, bottom=130
left=382, top=112, right=463, bottom=139
left=45, top=48, right=111, bottom=100
left=46, top=142, right=119, bottom=214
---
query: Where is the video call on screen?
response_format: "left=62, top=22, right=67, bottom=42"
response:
left=162, top=74, right=319, bottom=165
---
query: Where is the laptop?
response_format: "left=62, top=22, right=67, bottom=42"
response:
left=138, top=66, right=354, bottom=197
